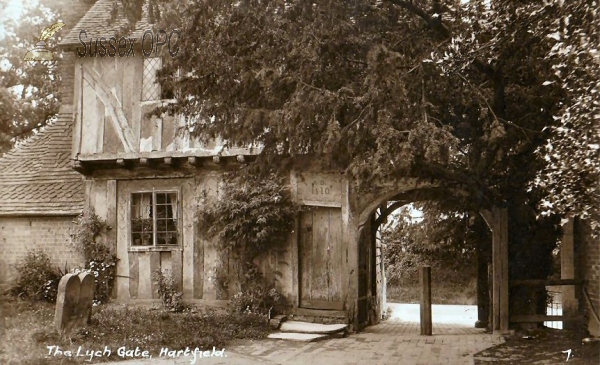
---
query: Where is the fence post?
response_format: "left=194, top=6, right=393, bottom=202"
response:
left=420, top=266, right=432, bottom=336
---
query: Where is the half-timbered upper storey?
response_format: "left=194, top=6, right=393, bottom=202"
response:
left=58, top=0, right=253, bottom=164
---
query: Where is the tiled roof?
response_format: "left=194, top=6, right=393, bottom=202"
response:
left=59, top=0, right=153, bottom=47
left=0, top=113, right=84, bottom=216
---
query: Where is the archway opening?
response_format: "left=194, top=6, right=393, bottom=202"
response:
left=355, top=187, right=492, bottom=335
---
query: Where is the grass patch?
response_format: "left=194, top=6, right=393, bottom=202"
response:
left=0, top=296, right=271, bottom=365
left=387, top=280, right=476, bottom=305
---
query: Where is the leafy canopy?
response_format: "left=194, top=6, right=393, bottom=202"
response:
left=110, top=0, right=598, bottom=225
left=0, top=1, right=60, bottom=153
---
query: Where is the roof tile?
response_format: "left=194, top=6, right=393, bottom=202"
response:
left=0, top=113, right=84, bottom=216
left=59, top=0, right=153, bottom=47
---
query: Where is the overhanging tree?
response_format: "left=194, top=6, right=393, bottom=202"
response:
left=115, top=0, right=597, bottom=320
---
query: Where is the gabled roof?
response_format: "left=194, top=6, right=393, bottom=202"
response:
left=59, top=0, right=152, bottom=47
left=0, top=112, right=84, bottom=216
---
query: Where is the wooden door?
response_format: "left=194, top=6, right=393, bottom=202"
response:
left=299, top=207, right=344, bottom=310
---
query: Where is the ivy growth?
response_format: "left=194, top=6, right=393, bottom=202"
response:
left=71, top=208, right=118, bottom=304
left=197, top=172, right=299, bottom=313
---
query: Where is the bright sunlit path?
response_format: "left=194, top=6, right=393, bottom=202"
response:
left=387, top=303, right=478, bottom=326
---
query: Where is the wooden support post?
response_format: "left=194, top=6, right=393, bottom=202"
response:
left=561, top=218, right=578, bottom=330
left=236, top=154, right=245, bottom=163
left=493, top=207, right=509, bottom=333
left=139, top=158, right=148, bottom=166
left=420, top=266, right=432, bottom=336
left=481, top=207, right=510, bottom=334
left=188, top=156, right=197, bottom=166
left=475, top=238, right=490, bottom=328
left=488, top=263, right=493, bottom=331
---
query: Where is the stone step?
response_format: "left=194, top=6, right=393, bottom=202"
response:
left=280, top=321, right=348, bottom=334
left=267, top=332, right=330, bottom=342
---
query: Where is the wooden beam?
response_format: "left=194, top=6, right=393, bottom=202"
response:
left=72, top=64, right=83, bottom=159
left=510, top=279, right=584, bottom=287
left=139, top=158, right=149, bottom=166
left=81, top=66, right=136, bottom=152
left=374, top=200, right=407, bottom=228
left=236, top=154, right=245, bottom=163
left=188, top=156, right=198, bottom=166
left=72, top=160, right=86, bottom=173
left=212, top=155, right=221, bottom=164
left=561, top=218, right=578, bottom=330
left=490, top=207, right=509, bottom=334
left=480, top=210, right=492, bottom=229
left=510, top=315, right=585, bottom=323
left=164, top=157, right=172, bottom=165
left=116, top=158, right=125, bottom=167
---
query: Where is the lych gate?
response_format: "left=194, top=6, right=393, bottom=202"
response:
left=57, top=0, right=514, bottom=335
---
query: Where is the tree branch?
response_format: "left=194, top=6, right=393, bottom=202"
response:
left=386, top=0, right=450, bottom=38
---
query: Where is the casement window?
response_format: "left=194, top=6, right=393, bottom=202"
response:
left=141, top=57, right=178, bottom=101
left=130, top=191, right=179, bottom=246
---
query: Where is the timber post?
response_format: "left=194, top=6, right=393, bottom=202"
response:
left=561, top=217, right=578, bottom=330
left=480, top=207, right=510, bottom=334
left=420, top=266, right=432, bottom=336
left=475, top=238, right=490, bottom=328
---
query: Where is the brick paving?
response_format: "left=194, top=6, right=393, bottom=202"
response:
left=106, top=317, right=504, bottom=365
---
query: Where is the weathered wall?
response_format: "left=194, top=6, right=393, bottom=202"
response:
left=81, top=170, right=297, bottom=305
left=575, top=219, right=600, bottom=336
left=0, top=216, right=84, bottom=287
left=73, top=56, right=222, bottom=157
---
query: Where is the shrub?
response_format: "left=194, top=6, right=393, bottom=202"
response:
left=10, top=250, right=62, bottom=302
left=197, top=172, right=296, bottom=314
left=71, top=208, right=118, bottom=304
left=153, top=269, right=185, bottom=312
left=228, top=267, right=284, bottom=315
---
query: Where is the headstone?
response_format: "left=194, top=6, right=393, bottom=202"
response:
left=75, top=273, right=95, bottom=326
left=54, top=272, right=95, bottom=333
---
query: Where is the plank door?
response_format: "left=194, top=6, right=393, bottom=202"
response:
left=298, top=207, right=344, bottom=310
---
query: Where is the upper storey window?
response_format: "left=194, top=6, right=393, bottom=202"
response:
left=142, top=57, right=176, bottom=101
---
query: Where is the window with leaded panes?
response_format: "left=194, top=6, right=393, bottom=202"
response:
left=130, top=191, right=179, bottom=246
left=141, top=57, right=177, bottom=101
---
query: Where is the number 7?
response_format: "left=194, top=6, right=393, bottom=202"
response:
left=562, top=349, right=572, bottom=362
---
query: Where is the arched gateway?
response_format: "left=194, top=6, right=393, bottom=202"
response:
left=54, top=5, right=510, bottom=335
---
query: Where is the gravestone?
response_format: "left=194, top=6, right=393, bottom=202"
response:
left=76, top=273, right=95, bottom=326
left=54, top=272, right=95, bottom=333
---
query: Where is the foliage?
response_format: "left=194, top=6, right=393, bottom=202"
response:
left=152, top=268, right=185, bottom=312
left=533, top=0, right=600, bottom=225
left=9, top=249, right=66, bottom=302
left=85, top=306, right=270, bottom=353
left=228, top=267, right=284, bottom=315
left=197, top=172, right=299, bottom=258
left=0, top=1, right=61, bottom=153
left=70, top=209, right=117, bottom=304
left=118, top=0, right=595, bottom=317
left=197, top=171, right=295, bottom=311
left=382, top=204, right=482, bottom=288
left=0, top=300, right=270, bottom=365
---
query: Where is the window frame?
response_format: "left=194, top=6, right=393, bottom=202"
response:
left=129, top=189, right=181, bottom=250
left=141, top=56, right=180, bottom=104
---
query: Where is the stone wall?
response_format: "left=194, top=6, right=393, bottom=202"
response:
left=0, top=216, right=84, bottom=287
